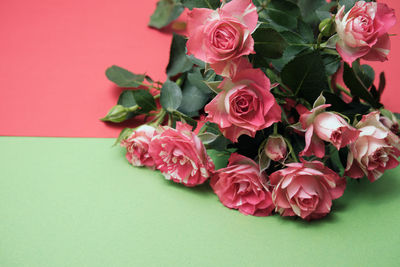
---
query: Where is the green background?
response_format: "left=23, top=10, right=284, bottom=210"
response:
left=1, top=137, right=399, bottom=266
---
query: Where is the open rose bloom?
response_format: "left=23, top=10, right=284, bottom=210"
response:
left=346, top=112, right=400, bottom=182
left=205, top=59, right=281, bottom=142
left=186, top=0, right=257, bottom=76
left=335, top=1, right=396, bottom=64
left=149, top=123, right=214, bottom=187
left=120, top=125, right=158, bottom=169
left=270, top=161, right=346, bottom=220
left=107, top=0, right=400, bottom=222
left=211, top=153, right=274, bottom=216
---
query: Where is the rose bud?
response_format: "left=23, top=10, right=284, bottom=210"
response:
left=270, top=161, right=346, bottom=221
left=211, top=153, right=274, bottom=216
left=100, top=105, right=131, bottom=123
left=335, top=1, right=396, bottom=64
left=186, top=0, right=258, bottom=76
left=148, top=122, right=214, bottom=187
left=265, top=135, right=287, bottom=162
left=345, top=112, right=400, bottom=182
left=313, top=112, right=360, bottom=150
left=120, top=125, right=158, bottom=169
left=299, top=101, right=359, bottom=158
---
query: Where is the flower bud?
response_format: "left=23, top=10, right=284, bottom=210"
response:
left=100, top=105, right=130, bottom=123
left=319, top=17, right=335, bottom=37
left=264, top=135, right=287, bottom=162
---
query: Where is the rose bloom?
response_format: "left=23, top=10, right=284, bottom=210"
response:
left=204, top=59, right=281, bottom=142
left=270, top=161, right=346, bottom=220
left=186, top=0, right=258, bottom=76
left=335, top=1, right=396, bottom=64
left=120, top=125, right=158, bottom=169
left=148, top=122, right=214, bottom=187
left=210, top=153, right=274, bottom=216
left=265, top=135, right=287, bottom=162
left=345, top=112, right=400, bottom=182
left=299, top=104, right=359, bottom=158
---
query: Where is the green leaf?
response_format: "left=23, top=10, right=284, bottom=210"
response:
left=322, top=54, right=341, bottom=76
left=148, top=0, right=184, bottom=29
left=160, top=79, right=183, bottom=111
left=269, top=31, right=311, bottom=71
left=182, top=0, right=220, bottom=10
left=187, top=68, right=215, bottom=95
left=206, top=149, right=233, bottom=170
left=113, top=128, right=134, bottom=146
left=178, top=76, right=212, bottom=117
left=171, top=110, right=198, bottom=130
left=353, top=63, right=375, bottom=89
left=281, top=51, right=329, bottom=103
left=198, top=132, right=219, bottom=145
left=131, top=90, right=157, bottom=113
left=298, top=0, right=326, bottom=25
left=253, top=27, right=288, bottom=59
left=117, top=90, right=137, bottom=108
left=329, top=145, right=345, bottom=176
left=324, top=92, right=369, bottom=119
left=343, top=63, right=380, bottom=108
left=166, top=34, right=193, bottom=77
left=266, top=0, right=301, bottom=30
left=298, top=19, right=314, bottom=43
left=105, top=66, right=145, bottom=88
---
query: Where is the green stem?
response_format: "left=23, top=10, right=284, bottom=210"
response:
left=316, top=33, right=323, bottom=50
left=127, top=105, right=140, bottom=112
left=285, top=139, right=299, bottom=163
left=336, top=83, right=352, bottom=97
left=153, top=94, right=160, bottom=100
left=149, top=109, right=166, bottom=126
left=273, top=124, right=278, bottom=135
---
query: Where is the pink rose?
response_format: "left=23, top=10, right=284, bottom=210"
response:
left=186, top=0, right=258, bottom=76
left=270, top=161, right=346, bottom=220
left=345, top=112, right=400, bottom=182
left=335, top=1, right=396, bottom=64
left=265, top=135, right=287, bottom=162
left=204, top=59, right=281, bottom=142
left=210, top=153, right=274, bottom=216
left=121, top=125, right=158, bottom=168
left=299, top=104, right=359, bottom=158
left=148, top=122, right=214, bottom=187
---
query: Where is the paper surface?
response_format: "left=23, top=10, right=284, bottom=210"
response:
left=1, top=137, right=399, bottom=267
left=0, top=0, right=399, bottom=138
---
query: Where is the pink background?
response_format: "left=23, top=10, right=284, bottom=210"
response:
left=0, top=0, right=399, bottom=138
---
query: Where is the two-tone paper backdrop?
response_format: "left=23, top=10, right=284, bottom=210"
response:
left=1, top=1, right=400, bottom=266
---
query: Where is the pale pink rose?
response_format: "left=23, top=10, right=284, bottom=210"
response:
left=204, top=59, right=281, bottom=142
left=148, top=122, right=214, bottom=187
left=345, top=112, right=400, bottom=182
left=186, top=0, right=258, bottom=76
left=335, top=1, right=396, bottom=64
left=265, top=135, right=287, bottom=162
left=299, top=105, right=359, bottom=158
left=210, top=153, right=274, bottom=216
left=270, top=161, right=346, bottom=220
left=121, top=125, right=158, bottom=168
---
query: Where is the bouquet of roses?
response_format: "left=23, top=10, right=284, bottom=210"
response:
left=101, top=0, right=398, bottom=220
